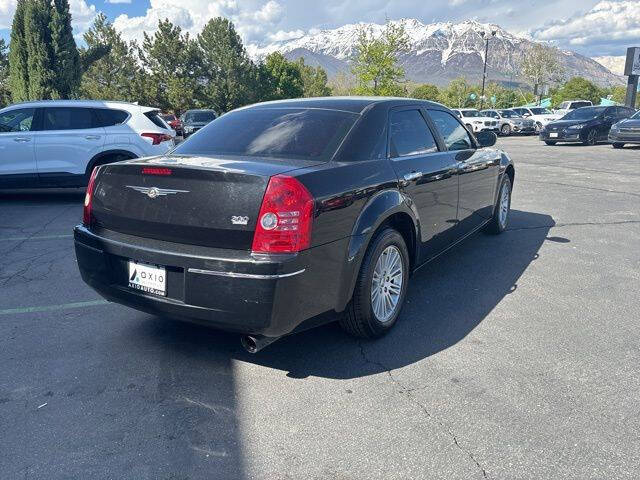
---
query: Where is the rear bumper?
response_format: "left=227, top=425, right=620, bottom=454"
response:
left=74, top=226, right=348, bottom=337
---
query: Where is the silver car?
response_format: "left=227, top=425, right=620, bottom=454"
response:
left=481, top=109, right=536, bottom=136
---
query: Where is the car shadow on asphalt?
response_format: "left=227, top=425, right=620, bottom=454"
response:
left=0, top=189, right=85, bottom=204
left=137, top=210, right=557, bottom=381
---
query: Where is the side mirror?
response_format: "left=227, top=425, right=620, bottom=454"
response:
left=476, top=131, right=497, bottom=148
left=523, top=113, right=531, bottom=117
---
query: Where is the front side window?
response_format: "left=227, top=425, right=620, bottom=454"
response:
left=428, top=110, right=474, bottom=151
left=389, top=110, right=438, bottom=157
left=0, top=108, right=36, bottom=133
left=173, top=108, right=359, bottom=161
left=42, top=108, right=94, bottom=130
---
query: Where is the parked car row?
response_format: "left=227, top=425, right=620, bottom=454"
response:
left=539, top=105, right=638, bottom=147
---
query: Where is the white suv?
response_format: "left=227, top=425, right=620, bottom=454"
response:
left=0, top=100, right=175, bottom=188
left=451, top=108, right=500, bottom=133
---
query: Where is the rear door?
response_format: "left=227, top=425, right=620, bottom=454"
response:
left=427, top=109, right=501, bottom=236
left=387, top=107, right=459, bottom=260
left=35, top=107, right=106, bottom=185
left=0, top=108, right=38, bottom=186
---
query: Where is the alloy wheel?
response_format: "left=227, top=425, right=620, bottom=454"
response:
left=371, top=246, right=404, bottom=323
left=499, top=183, right=510, bottom=228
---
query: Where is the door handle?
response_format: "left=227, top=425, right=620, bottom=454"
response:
left=403, top=171, right=422, bottom=182
left=85, top=135, right=101, bottom=140
left=13, top=137, right=30, bottom=143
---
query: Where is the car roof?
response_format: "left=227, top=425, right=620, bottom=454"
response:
left=241, top=96, right=446, bottom=114
left=0, top=99, right=151, bottom=112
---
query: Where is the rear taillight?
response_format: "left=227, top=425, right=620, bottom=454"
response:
left=141, top=132, right=172, bottom=145
left=251, top=175, right=314, bottom=254
left=83, top=166, right=99, bottom=227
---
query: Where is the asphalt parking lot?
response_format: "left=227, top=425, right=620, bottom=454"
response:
left=1, top=136, right=639, bottom=480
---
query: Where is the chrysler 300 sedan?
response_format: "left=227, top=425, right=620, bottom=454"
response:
left=75, top=98, right=514, bottom=352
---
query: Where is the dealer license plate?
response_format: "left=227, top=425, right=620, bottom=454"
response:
left=128, top=261, right=166, bottom=296
left=549, top=132, right=559, bottom=138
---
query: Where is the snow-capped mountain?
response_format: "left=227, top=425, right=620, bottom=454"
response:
left=250, top=19, right=623, bottom=87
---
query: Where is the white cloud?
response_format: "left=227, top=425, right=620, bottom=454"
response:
left=112, top=0, right=284, bottom=45
left=0, top=0, right=17, bottom=29
left=0, top=0, right=97, bottom=33
left=267, top=29, right=304, bottom=42
left=531, top=1, right=640, bottom=55
left=105, top=0, right=132, bottom=4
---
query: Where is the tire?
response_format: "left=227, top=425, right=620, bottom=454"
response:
left=85, top=153, right=133, bottom=185
left=583, top=129, right=597, bottom=146
left=485, top=175, right=512, bottom=235
left=544, top=141, right=557, bottom=146
left=501, top=124, right=511, bottom=136
left=612, top=143, right=625, bottom=149
left=340, top=228, right=410, bottom=339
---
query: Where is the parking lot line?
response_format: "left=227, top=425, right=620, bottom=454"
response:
left=0, top=300, right=109, bottom=316
left=0, top=234, right=73, bottom=242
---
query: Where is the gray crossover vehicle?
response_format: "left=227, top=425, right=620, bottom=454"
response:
left=609, top=108, right=640, bottom=148
left=481, top=109, right=536, bottom=136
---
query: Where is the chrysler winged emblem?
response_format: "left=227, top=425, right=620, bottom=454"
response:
left=126, top=185, right=189, bottom=198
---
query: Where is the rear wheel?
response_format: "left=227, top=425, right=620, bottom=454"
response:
left=501, top=124, right=511, bottom=136
left=485, top=175, right=512, bottom=235
left=612, top=143, right=625, bottom=149
left=340, top=228, right=409, bottom=339
left=544, top=141, right=556, bottom=146
left=584, top=129, right=597, bottom=146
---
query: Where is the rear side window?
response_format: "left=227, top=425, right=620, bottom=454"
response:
left=389, top=110, right=437, bottom=157
left=573, top=102, right=591, bottom=109
left=42, top=107, right=94, bottom=131
left=144, top=111, right=169, bottom=129
left=94, top=109, right=128, bottom=127
left=428, top=110, right=474, bottom=151
left=0, top=108, right=36, bottom=132
left=173, top=108, right=359, bottom=161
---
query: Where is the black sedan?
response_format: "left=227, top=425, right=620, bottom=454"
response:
left=609, top=109, right=640, bottom=148
left=75, top=98, right=514, bottom=352
left=540, top=106, right=635, bottom=146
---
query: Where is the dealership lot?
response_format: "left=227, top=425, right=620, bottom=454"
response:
left=1, top=136, right=639, bottom=479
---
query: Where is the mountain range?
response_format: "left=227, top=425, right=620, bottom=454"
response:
left=250, top=19, right=624, bottom=88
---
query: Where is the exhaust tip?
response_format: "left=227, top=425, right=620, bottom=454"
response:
left=241, top=335, right=259, bottom=354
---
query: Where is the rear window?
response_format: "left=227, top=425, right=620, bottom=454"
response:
left=173, top=108, right=359, bottom=161
left=144, top=111, right=169, bottom=129
left=184, top=111, right=216, bottom=123
left=94, top=108, right=128, bottom=127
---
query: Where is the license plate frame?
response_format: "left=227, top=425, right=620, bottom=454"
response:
left=128, top=261, right=166, bottom=297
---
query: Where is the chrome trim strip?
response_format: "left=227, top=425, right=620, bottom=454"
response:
left=187, top=268, right=305, bottom=280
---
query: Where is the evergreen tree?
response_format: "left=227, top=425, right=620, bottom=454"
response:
left=23, top=0, right=56, bottom=100
left=260, top=52, right=303, bottom=100
left=50, top=0, right=81, bottom=98
left=139, top=19, right=201, bottom=112
left=81, top=13, right=139, bottom=101
left=9, top=0, right=29, bottom=102
left=197, top=17, right=257, bottom=112
left=0, top=39, right=9, bottom=106
left=295, top=58, right=331, bottom=98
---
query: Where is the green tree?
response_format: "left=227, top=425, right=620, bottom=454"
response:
left=81, top=13, right=139, bottom=101
left=197, top=17, right=257, bottom=112
left=50, top=0, right=81, bottom=98
left=8, top=0, right=30, bottom=102
left=295, top=58, right=331, bottom=97
left=552, top=77, right=603, bottom=106
left=138, top=19, right=201, bottom=112
left=411, top=84, right=439, bottom=101
left=260, top=52, right=304, bottom=100
left=521, top=43, right=563, bottom=98
left=352, top=21, right=409, bottom=96
left=438, top=77, right=474, bottom=108
left=23, top=0, right=56, bottom=100
left=0, top=39, right=9, bottom=106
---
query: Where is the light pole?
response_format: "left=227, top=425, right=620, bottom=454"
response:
left=479, top=30, right=497, bottom=110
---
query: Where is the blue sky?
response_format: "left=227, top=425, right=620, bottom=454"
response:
left=1, top=0, right=639, bottom=58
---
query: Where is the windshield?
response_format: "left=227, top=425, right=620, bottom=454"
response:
left=184, top=111, right=216, bottom=123
left=172, top=108, right=359, bottom=161
left=530, top=108, right=552, bottom=115
left=498, top=110, right=519, bottom=118
left=461, top=110, right=481, bottom=118
left=562, top=107, right=607, bottom=120
left=631, top=110, right=640, bottom=119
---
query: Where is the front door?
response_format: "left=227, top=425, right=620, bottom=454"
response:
left=0, top=108, right=38, bottom=187
left=387, top=107, right=459, bottom=261
left=427, top=109, right=501, bottom=236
